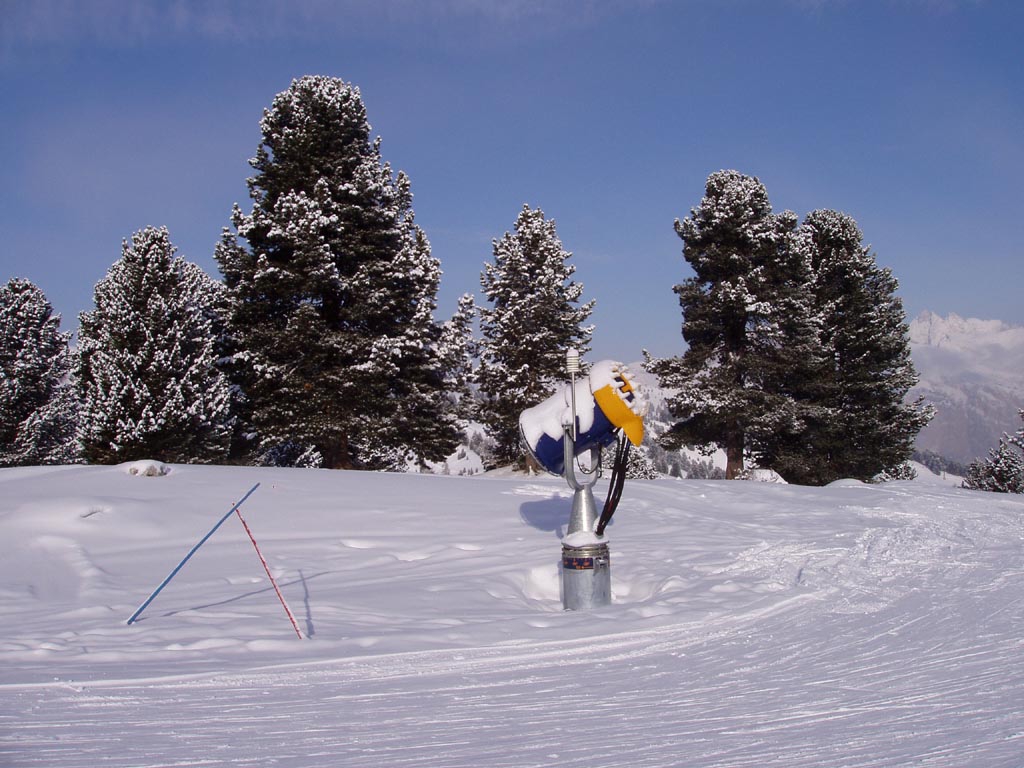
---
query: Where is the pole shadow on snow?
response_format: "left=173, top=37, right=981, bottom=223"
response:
left=519, top=497, right=568, bottom=539
left=519, top=495, right=617, bottom=541
left=150, top=571, right=330, bottom=634
left=298, top=568, right=314, bottom=638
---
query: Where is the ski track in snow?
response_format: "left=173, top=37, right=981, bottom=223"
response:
left=1, top=465, right=1023, bottom=767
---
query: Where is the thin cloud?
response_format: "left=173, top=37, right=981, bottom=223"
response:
left=1, top=0, right=667, bottom=46
left=1, top=0, right=991, bottom=48
left=786, top=0, right=986, bottom=10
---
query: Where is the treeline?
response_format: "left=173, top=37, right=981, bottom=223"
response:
left=1, top=76, right=591, bottom=472
left=912, top=449, right=969, bottom=479
left=1, top=75, right=950, bottom=485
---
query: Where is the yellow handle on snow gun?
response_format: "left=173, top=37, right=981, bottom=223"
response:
left=593, top=380, right=644, bottom=447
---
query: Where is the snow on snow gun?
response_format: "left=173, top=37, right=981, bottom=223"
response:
left=519, top=358, right=645, bottom=478
left=519, top=353, right=647, bottom=610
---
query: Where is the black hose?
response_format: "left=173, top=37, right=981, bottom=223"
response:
left=596, top=433, right=630, bottom=536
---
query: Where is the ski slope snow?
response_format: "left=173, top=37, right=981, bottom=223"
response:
left=2, top=463, right=1023, bottom=767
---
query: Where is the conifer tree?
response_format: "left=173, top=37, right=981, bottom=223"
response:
left=603, top=442, right=660, bottom=479
left=963, top=410, right=1024, bottom=493
left=784, top=210, right=933, bottom=483
left=437, top=293, right=478, bottom=422
left=354, top=205, right=461, bottom=470
left=217, top=75, right=457, bottom=469
left=648, top=170, right=823, bottom=479
left=77, top=227, right=232, bottom=464
left=477, top=205, right=595, bottom=466
left=0, top=279, right=78, bottom=465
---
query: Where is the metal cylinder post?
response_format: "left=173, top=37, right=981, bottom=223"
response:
left=562, top=540, right=611, bottom=610
left=566, top=471, right=599, bottom=537
left=560, top=428, right=611, bottom=610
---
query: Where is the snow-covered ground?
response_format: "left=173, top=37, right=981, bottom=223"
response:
left=2, top=462, right=1023, bottom=767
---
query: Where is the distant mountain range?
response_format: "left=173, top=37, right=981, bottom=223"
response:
left=908, top=311, right=1024, bottom=465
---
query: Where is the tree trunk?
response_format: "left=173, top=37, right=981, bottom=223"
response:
left=725, top=430, right=745, bottom=480
left=322, top=433, right=354, bottom=470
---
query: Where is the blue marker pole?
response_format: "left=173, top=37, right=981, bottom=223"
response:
left=126, top=482, right=261, bottom=625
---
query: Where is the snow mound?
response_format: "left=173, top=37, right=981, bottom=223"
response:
left=123, top=460, right=170, bottom=477
left=738, top=468, right=787, bottom=483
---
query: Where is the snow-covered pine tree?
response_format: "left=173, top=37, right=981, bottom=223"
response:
left=437, top=293, right=478, bottom=422
left=648, top=170, right=824, bottom=479
left=789, top=210, right=933, bottom=483
left=963, top=443, right=1024, bottom=493
left=963, top=410, right=1024, bottom=494
left=352, top=200, right=461, bottom=470
left=1012, top=410, right=1024, bottom=453
left=477, top=205, right=595, bottom=466
left=77, top=226, right=232, bottom=465
left=216, top=75, right=457, bottom=469
left=0, top=278, right=78, bottom=466
left=602, top=442, right=660, bottom=480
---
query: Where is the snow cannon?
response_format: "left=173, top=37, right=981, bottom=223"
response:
left=519, top=354, right=647, bottom=611
left=519, top=359, right=646, bottom=477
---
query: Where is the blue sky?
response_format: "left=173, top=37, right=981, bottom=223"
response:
left=2, top=0, right=1021, bottom=362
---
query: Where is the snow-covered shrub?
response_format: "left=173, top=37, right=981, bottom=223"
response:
left=735, top=467, right=787, bottom=483
left=125, top=460, right=170, bottom=477
left=258, top=442, right=324, bottom=469
left=963, top=413, right=1024, bottom=494
left=873, top=463, right=918, bottom=483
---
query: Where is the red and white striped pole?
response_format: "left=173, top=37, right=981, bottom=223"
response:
left=234, top=508, right=303, bottom=640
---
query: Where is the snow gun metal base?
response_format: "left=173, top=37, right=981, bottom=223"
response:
left=559, top=430, right=612, bottom=611
left=561, top=541, right=611, bottom=611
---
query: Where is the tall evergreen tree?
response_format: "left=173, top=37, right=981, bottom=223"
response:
left=77, top=227, right=232, bottom=464
left=477, top=205, right=595, bottom=465
left=0, top=279, right=78, bottom=465
left=217, top=75, right=457, bottom=469
left=783, top=210, right=933, bottom=483
left=648, top=170, right=822, bottom=479
left=355, top=205, right=461, bottom=470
